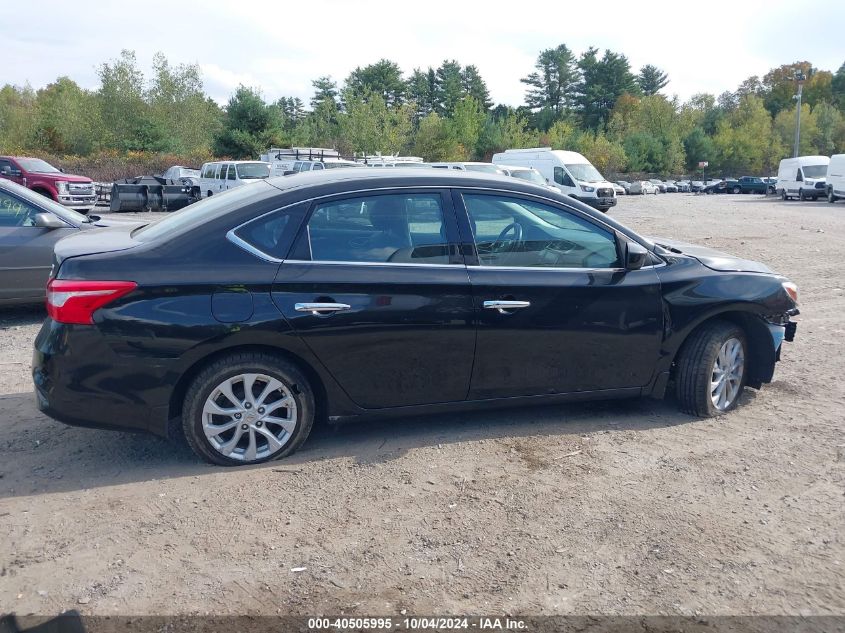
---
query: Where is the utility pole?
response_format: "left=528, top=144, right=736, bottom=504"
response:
left=793, top=71, right=806, bottom=158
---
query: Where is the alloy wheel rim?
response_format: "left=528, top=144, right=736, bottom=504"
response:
left=710, top=337, right=744, bottom=411
left=202, top=373, right=297, bottom=462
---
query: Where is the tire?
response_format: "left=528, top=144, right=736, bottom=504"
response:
left=182, top=352, right=315, bottom=466
left=799, top=189, right=806, bottom=201
left=812, top=196, right=818, bottom=201
left=732, top=186, right=742, bottom=194
left=675, top=320, right=747, bottom=417
left=780, top=190, right=787, bottom=201
left=829, top=190, right=836, bottom=203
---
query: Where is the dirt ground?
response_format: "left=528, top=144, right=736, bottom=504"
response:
left=1, top=193, right=843, bottom=618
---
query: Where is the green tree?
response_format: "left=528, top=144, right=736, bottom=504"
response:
left=460, top=65, right=492, bottom=110
left=714, top=94, right=779, bottom=173
left=761, top=61, right=813, bottom=116
left=773, top=103, right=818, bottom=156
left=33, top=77, right=101, bottom=154
left=637, top=65, right=669, bottom=96
left=810, top=101, right=844, bottom=154
left=449, top=96, right=486, bottom=158
left=310, top=76, right=339, bottom=110
left=521, top=44, right=578, bottom=119
left=97, top=50, right=155, bottom=150
left=345, top=59, right=406, bottom=107
left=0, top=84, right=38, bottom=150
left=682, top=127, right=715, bottom=172
left=147, top=53, right=220, bottom=153
left=213, top=86, right=282, bottom=158
left=434, top=60, right=465, bottom=116
left=576, top=48, right=639, bottom=131
left=413, top=112, right=460, bottom=161
left=578, top=132, right=627, bottom=176
left=339, top=90, right=413, bottom=155
left=407, top=68, right=438, bottom=118
left=831, top=62, right=845, bottom=110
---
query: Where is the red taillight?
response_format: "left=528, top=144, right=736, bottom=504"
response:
left=46, top=279, right=137, bottom=325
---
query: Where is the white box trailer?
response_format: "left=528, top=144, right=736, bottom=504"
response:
left=491, top=148, right=617, bottom=212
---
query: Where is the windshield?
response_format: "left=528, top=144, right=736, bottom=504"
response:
left=565, top=163, right=604, bottom=183
left=465, top=164, right=506, bottom=174
left=0, top=180, right=89, bottom=224
left=510, top=170, right=546, bottom=185
left=135, top=182, right=274, bottom=242
left=236, top=163, right=271, bottom=180
left=16, top=158, right=61, bottom=174
left=803, top=164, right=827, bottom=178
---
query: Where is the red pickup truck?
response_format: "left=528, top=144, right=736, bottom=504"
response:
left=0, top=156, right=96, bottom=213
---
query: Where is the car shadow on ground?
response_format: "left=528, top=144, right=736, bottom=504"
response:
left=0, top=387, right=730, bottom=498
left=0, top=304, right=45, bottom=327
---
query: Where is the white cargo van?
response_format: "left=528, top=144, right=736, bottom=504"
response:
left=260, top=148, right=361, bottom=176
left=825, top=154, right=845, bottom=203
left=198, top=161, right=271, bottom=198
left=492, top=148, right=617, bottom=211
left=776, top=155, right=829, bottom=201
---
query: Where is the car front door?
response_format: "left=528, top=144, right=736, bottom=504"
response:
left=454, top=190, right=663, bottom=399
left=0, top=189, right=76, bottom=302
left=272, top=190, right=475, bottom=409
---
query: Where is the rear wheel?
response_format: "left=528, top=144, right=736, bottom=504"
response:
left=675, top=321, right=747, bottom=417
left=182, top=352, right=315, bottom=466
left=732, top=186, right=742, bottom=194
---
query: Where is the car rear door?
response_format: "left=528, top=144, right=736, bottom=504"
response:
left=271, top=189, right=475, bottom=409
left=453, top=189, right=663, bottom=399
left=0, top=188, right=76, bottom=301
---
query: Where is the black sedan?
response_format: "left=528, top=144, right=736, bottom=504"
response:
left=33, top=170, right=799, bottom=466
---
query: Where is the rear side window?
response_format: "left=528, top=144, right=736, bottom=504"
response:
left=304, top=193, right=451, bottom=265
left=231, top=202, right=309, bottom=260
left=228, top=165, right=237, bottom=180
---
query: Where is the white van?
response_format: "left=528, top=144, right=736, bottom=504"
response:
left=825, top=154, right=845, bottom=203
left=776, top=155, right=829, bottom=201
left=198, top=161, right=271, bottom=198
left=260, top=148, right=361, bottom=176
left=492, top=148, right=617, bottom=211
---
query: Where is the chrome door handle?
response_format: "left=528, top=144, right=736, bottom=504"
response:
left=483, top=300, right=531, bottom=314
left=295, top=302, right=351, bottom=315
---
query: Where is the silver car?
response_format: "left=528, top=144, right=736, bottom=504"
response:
left=0, top=179, right=135, bottom=305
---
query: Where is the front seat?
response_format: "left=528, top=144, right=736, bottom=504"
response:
left=364, top=198, right=411, bottom=260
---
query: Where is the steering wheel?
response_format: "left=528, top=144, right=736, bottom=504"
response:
left=491, top=222, right=523, bottom=253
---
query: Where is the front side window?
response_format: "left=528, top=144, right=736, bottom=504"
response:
left=202, top=164, right=215, bottom=179
left=0, top=190, right=41, bottom=227
left=463, top=193, right=620, bottom=269
left=305, top=193, right=450, bottom=264
left=219, top=165, right=229, bottom=180
left=796, top=169, right=803, bottom=181
left=553, top=166, right=574, bottom=187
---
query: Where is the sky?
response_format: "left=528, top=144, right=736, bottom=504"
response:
left=4, top=0, right=843, bottom=108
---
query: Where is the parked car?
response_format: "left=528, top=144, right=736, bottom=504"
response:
left=703, top=179, right=728, bottom=194
left=499, top=165, right=557, bottom=191
left=690, top=181, right=706, bottom=193
left=0, top=179, right=136, bottom=305
left=615, top=181, right=632, bottom=194
left=649, top=179, right=667, bottom=193
left=33, top=169, right=799, bottom=466
left=431, top=162, right=507, bottom=175
left=826, top=154, right=845, bottom=203
left=611, top=182, right=626, bottom=196
left=674, top=180, right=691, bottom=193
left=492, top=148, right=617, bottom=211
left=776, top=156, right=829, bottom=201
left=0, top=156, right=97, bottom=214
left=260, top=148, right=362, bottom=176
left=161, top=165, right=201, bottom=187
left=198, top=161, right=272, bottom=199
left=725, top=176, right=770, bottom=194
left=662, top=181, right=679, bottom=193
left=629, top=180, right=658, bottom=195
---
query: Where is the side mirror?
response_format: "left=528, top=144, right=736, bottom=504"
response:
left=625, top=241, right=649, bottom=271
left=33, top=213, right=67, bottom=230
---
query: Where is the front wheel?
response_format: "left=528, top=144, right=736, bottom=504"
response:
left=732, top=186, right=742, bottom=194
left=675, top=321, right=747, bottom=417
left=799, top=189, right=806, bottom=201
left=182, top=353, right=315, bottom=466
left=829, top=190, right=837, bottom=203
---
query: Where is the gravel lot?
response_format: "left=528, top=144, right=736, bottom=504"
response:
left=1, top=193, right=843, bottom=617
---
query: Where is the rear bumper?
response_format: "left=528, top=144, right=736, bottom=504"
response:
left=32, top=319, right=172, bottom=437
